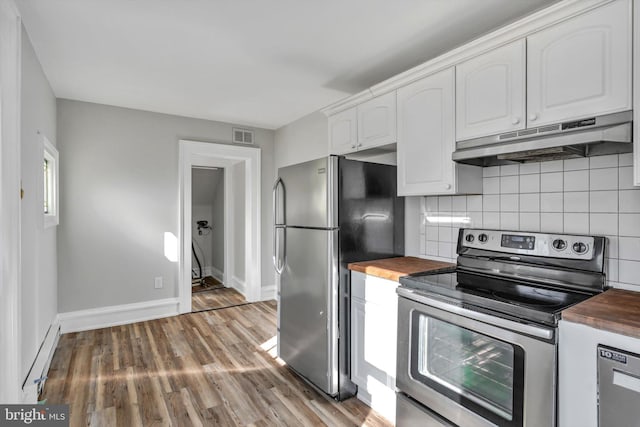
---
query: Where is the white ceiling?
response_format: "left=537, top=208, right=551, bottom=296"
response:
left=17, top=0, right=557, bottom=130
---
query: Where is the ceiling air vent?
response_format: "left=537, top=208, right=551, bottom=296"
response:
left=233, top=128, right=254, bottom=144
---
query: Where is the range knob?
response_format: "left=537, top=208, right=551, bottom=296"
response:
left=552, top=239, right=567, bottom=251
left=465, top=234, right=475, bottom=243
left=478, top=233, right=488, bottom=243
left=572, top=242, right=588, bottom=254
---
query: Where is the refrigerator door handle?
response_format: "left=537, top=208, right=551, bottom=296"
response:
left=272, top=178, right=285, bottom=274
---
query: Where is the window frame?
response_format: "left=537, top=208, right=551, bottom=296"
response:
left=43, top=136, right=59, bottom=228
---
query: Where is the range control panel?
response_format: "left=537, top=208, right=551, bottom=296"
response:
left=461, top=229, right=595, bottom=260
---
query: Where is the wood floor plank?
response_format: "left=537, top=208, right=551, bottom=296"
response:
left=42, top=301, right=393, bottom=427
left=191, top=286, right=246, bottom=312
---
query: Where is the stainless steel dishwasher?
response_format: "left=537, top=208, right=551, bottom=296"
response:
left=598, top=345, right=640, bottom=427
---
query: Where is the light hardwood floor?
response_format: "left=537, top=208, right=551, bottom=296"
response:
left=42, top=301, right=392, bottom=426
left=192, top=287, right=247, bottom=312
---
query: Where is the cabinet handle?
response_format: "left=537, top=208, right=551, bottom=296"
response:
left=357, top=143, right=363, bottom=148
left=444, top=184, right=451, bottom=190
left=529, top=113, right=538, bottom=121
left=512, top=117, right=520, bottom=125
left=351, top=144, right=356, bottom=149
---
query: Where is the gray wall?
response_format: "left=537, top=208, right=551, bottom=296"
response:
left=191, top=168, right=224, bottom=279
left=57, top=99, right=275, bottom=312
left=274, top=111, right=328, bottom=169
left=20, top=26, right=58, bottom=380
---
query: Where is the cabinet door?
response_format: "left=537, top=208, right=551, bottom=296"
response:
left=357, top=91, right=397, bottom=149
left=350, top=297, right=367, bottom=388
left=351, top=297, right=395, bottom=389
left=527, top=0, right=631, bottom=127
left=328, top=107, right=357, bottom=155
left=456, top=40, right=525, bottom=141
left=397, top=68, right=455, bottom=196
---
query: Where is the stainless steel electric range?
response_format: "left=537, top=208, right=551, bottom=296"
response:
left=396, top=228, right=607, bottom=427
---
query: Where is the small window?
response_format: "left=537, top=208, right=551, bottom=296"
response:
left=43, top=136, right=59, bottom=228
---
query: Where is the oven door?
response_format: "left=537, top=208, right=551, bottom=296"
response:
left=397, top=289, right=556, bottom=427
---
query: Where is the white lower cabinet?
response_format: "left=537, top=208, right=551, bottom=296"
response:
left=350, top=271, right=398, bottom=423
left=558, top=320, right=640, bottom=427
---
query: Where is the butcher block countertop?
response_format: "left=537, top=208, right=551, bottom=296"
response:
left=347, top=256, right=455, bottom=282
left=562, top=289, right=640, bottom=339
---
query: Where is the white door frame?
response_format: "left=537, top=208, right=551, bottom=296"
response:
left=0, top=0, right=23, bottom=403
left=179, top=140, right=261, bottom=313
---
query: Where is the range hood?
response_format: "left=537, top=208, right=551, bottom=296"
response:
left=453, top=111, right=633, bottom=166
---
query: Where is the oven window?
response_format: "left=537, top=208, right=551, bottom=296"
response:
left=413, top=313, right=524, bottom=424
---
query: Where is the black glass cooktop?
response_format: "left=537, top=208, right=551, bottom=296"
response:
left=400, top=269, right=595, bottom=326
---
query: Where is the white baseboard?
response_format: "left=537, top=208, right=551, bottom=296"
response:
left=261, top=285, right=277, bottom=301
left=191, top=266, right=225, bottom=287
left=208, top=265, right=224, bottom=283
left=230, top=275, right=246, bottom=296
left=58, top=298, right=180, bottom=333
left=22, top=320, right=61, bottom=403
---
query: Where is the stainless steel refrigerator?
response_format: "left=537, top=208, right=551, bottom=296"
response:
left=273, top=155, right=404, bottom=400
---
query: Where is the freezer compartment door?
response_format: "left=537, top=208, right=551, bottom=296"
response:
left=278, top=227, right=339, bottom=395
left=277, top=157, right=337, bottom=228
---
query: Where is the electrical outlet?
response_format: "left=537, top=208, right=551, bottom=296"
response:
left=154, top=277, right=163, bottom=289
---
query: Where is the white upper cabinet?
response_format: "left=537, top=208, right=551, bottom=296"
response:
left=328, top=107, right=357, bottom=155
left=397, top=68, right=481, bottom=196
left=357, top=92, right=397, bottom=150
left=527, top=0, right=632, bottom=127
left=456, top=39, right=526, bottom=141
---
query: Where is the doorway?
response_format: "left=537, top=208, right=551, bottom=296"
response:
left=190, top=166, right=246, bottom=311
left=179, top=140, right=261, bottom=314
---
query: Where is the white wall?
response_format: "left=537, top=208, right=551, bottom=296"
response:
left=20, top=26, right=58, bottom=381
left=191, top=168, right=224, bottom=280
left=57, top=99, right=275, bottom=312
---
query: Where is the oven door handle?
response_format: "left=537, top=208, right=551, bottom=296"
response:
left=397, top=287, right=554, bottom=340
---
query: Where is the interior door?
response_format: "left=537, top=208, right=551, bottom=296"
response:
left=278, top=227, right=339, bottom=395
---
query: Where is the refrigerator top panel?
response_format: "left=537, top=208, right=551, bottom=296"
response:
left=277, top=156, right=337, bottom=229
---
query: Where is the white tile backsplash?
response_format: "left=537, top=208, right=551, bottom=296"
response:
left=619, top=214, right=640, bottom=237
left=540, top=160, right=563, bottom=173
left=619, top=166, right=635, bottom=190
left=590, top=168, right=618, bottom=191
left=500, top=194, right=519, bottom=212
left=563, top=213, right=589, bottom=234
left=563, top=192, right=589, bottom=213
left=519, top=194, right=540, bottom=212
left=564, top=170, right=589, bottom=192
left=519, top=174, right=540, bottom=193
left=619, top=237, right=640, bottom=261
left=483, top=177, right=500, bottom=194
left=564, top=157, right=590, bottom=171
left=619, top=153, right=634, bottom=167
left=541, top=172, right=563, bottom=192
left=417, top=154, right=637, bottom=289
left=500, top=164, right=519, bottom=176
left=483, top=194, right=500, bottom=212
left=589, top=191, right=618, bottom=213
left=500, top=176, right=519, bottom=193
left=590, top=154, right=618, bottom=169
left=540, top=212, right=563, bottom=233
left=589, top=213, right=618, bottom=236
left=540, top=193, right=563, bottom=212
left=483, top=166, right=500, bottom=177
left=619, top=190, right=640, bottom=213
